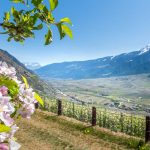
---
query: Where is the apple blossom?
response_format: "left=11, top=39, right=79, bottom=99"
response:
left=0, top=143, right=9, bottom=150
left=0, top=61, right=40, bottom=149
left=0, top=86, right=8, bottom=96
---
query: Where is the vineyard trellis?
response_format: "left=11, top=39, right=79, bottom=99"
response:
left=41, top=99, right=146, bottom=139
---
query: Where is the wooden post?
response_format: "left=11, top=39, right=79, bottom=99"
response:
left=73, top=102, right=75, bottom=118
left=58, top=99, right=62, bottom=116
left=145, top=116, right=150, bottom=143
left=35, top=102, right=39, bottom=109
left=92, top=107, right=96, bottom=126
left=120, top=113, right=124, bottom=132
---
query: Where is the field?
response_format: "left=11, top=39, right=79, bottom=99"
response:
left=48, top=74, right=150, bottom=114
left=43, top=99, right=145, bottom=138
left=16, top=110, right=148, bottom=150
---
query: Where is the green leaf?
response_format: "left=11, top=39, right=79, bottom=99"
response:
left=7, top=37, right=12, bottom=42
left=45, top=29, right=52, bottom=45
left=0, top=75, right=19, bottom=98
left=0, top=31, right=9, bottom=34
left=5, top=12, right=10, bottom=21
left=61, top=24, right=73, bottom=39
left=0, top=124, right=11, bottom=133
left=33, top=24, right=43, bottom=30
left=11, top=7, right=15, bottom=15
left=36, top=24, right=43, bottom=30
left=37, top=4, right=45, bottom=10
left=47, top=12, right=54, bottom=23
left=34, top=92, right=44, bottom=106
left=31, top=0, right=42, bottom=6
left=60, top=18, right=72, bottom=25
left=10, top=0, right=24, bottom=3
left=56, top=23, right=65, bottom=40
left=22, top=76, right=29, bottom=88
left=11, top=7, right=20, bottom=22
left=49, top=0, right=58, bottom=11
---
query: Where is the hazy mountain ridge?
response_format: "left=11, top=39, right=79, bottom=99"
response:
left=35, top=45, right=150, bottom=79
left=24, top=62, right=41, bottom=70
left=0, top=49, right=56, bottom=97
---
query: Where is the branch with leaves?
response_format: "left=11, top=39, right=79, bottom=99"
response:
left=0, top=0, right=73, bottom=45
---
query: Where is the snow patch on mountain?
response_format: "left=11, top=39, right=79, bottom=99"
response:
left=138, top=45, right=150, bottom=55
left=111, top=56, right=115, bottom=60
left=24, top=62, right=41, bottom=70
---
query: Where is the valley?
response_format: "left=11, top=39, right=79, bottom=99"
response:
left=48, top=74, right=150, bottom=114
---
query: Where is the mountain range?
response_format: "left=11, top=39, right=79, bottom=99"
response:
left=0, top=49, right=56, bottom=97
left=35, top=45, right=150, bottom=79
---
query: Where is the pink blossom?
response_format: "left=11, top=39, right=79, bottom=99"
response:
left=0, top=61, right=38, bottom=149
left=0, top=113, right=14, bottom=126
left=0, top=143, right=9, bottom=150
left=0, top=96, right=15, bottom=126
left=0, top=133, right=8, bottom=143
left=0, top=87, right=8, bottom=96
left=0, top=62, right=16, bottom=79
left=9, top=125, right=19, bottom=139
left=9, top=140, right=21, bottom=150
left=19, top=103, right=35, bottom=119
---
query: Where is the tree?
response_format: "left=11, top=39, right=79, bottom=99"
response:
left=0, top=0, right=73, bottom=45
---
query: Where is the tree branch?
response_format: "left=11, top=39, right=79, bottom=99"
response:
left=0, top=23, right=24, bottom=34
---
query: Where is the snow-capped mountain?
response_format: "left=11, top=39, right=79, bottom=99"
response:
left=24, top=62, right=41, bottom=70
left=35, top=45, right=150, bottom=79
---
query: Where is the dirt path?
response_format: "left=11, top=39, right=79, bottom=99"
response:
left=16, top=110, right=136, bottom=150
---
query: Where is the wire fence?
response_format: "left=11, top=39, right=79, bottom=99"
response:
left=42, top=99, right=146, bottom=138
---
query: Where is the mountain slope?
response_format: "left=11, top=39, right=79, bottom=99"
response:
left=35, top=45, right=150, bottom=79
left=0, top=49, right=56, bottom=97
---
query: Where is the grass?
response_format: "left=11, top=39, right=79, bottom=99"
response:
left=16, top=110, right=150, bottom=150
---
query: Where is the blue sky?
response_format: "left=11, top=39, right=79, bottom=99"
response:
left=1, top=0, right=150, bottom=65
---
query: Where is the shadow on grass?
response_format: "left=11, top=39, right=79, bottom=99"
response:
left=41, top=112, right=149, bottom=150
